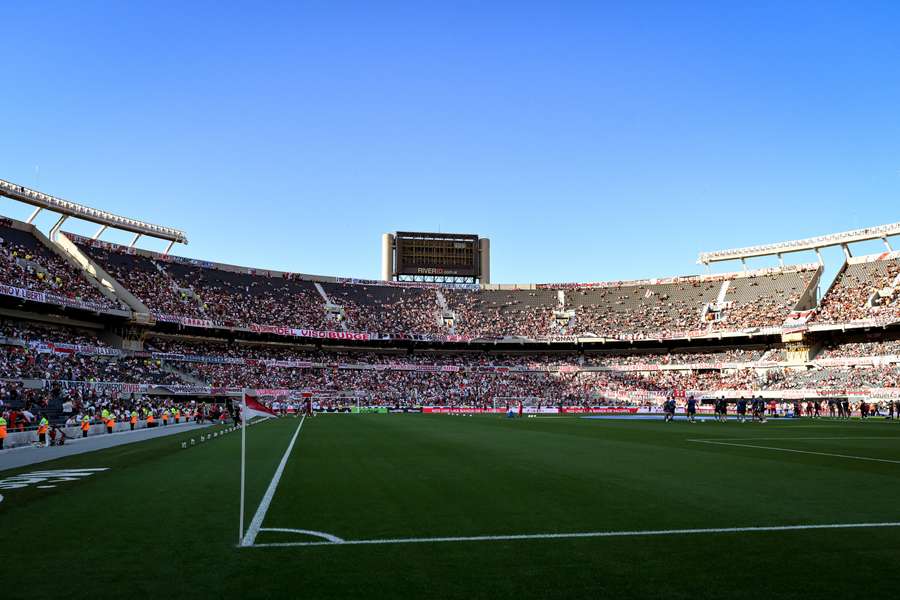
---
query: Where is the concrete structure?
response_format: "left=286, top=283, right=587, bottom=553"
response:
left=381, top=233, right=395, bottom=281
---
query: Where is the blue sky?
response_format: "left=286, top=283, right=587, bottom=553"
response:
left=2, top=1, right=900, bottom=287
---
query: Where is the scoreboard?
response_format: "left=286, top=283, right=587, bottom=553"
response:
left=396, top=232, right=480, bottom=277
left=383, top=232, right=489, bottom=283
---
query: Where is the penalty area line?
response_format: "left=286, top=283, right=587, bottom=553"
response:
left=245, top=521, right=900, bottom=549
left=240, top=416, right=306, bottom=547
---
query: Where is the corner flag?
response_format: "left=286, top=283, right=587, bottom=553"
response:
left=243, top=394, right=278, bottom=420
left=239, top=390, right=279, bottom=545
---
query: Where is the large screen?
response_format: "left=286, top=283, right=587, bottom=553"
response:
left=395, top=232, right=480, bottom=278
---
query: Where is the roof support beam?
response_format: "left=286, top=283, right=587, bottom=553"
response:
left=49, top=215, right=68, bottom=240
left=883, top=237, right=893, bottom=252
left=129, top=233, right=142, bottom=248
left=26, top=207, right=42, bottom=224
left=92, top=224, right=108, bottom=240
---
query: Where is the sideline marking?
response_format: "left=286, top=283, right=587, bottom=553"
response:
left=690, top=436, right=900, bottom=442
left=246, top=521, right=900, bottom=548
left=688, top=439, right=900, bottom=464
left=240, top=416, right=306, bottom=547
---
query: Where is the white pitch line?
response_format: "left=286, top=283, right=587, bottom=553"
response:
left=246, top=521, right=900, bottom=548
left=240, top=416, right=306, bottom=547
left=690, top=436, right=900, bottom=442
left=689, top=439, right=900, bottom=464
left=260, top=528, right=345, bottom=543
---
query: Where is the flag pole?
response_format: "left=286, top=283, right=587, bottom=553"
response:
left=239, top=389, right=247, bottom=545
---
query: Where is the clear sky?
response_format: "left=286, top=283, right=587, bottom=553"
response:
left=2, top=1, right=900, bottom=287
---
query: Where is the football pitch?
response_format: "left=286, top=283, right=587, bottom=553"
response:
left=3, top=414, right=900, bottom=599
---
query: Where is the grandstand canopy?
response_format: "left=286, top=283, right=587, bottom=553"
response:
left=0, top=178, right=188, bottom=247
left=698, top=222, right=900, bottom=265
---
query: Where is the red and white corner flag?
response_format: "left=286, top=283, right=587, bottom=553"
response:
left=239, top=390, right=277, bottom=545
left=242, top=392, right=278, bottom=420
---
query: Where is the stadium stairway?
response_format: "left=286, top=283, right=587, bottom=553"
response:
left=435, top=289, right=448, bottom=310
left=314, top=282, right=331, bottom=303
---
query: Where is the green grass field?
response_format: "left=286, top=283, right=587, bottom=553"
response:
left=3, top=414, right=900, bottom=599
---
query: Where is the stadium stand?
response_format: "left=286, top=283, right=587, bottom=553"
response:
left=67, top=231, right=826, bottom=342
left=812, top=254, right=900, bottom=324
left=0, top=220, right=119, bottom=309
left=0, top=206, right=899, bottom=441
left=444, top=288, right=561, bottom=338
left=1, top=306, right=900, bottom=431
left=565, top=265, right=819, bottom=339
left=321, top=282, right=447, bottom=335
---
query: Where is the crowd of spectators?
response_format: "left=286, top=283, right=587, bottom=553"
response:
left=568, top=270, right=814, bottom=338
left=444, top=289, right=560, bottom=338
left=818, top=340, right=900, bottom=359
left=80, top=243, right=338, bottom=328
left=339, top=288, right=446, bottom=335
left=0, top=345, right=183, bottom=385
left=0, top=227, right=119, bottom=309
left=814, top=259, right=900, bottom=324
left=71, top=238, right=832, bottom=339
left=0, top=317, right=108, bottom=346
left=569, top=289, right=707, bottom=339
left=175, top=353, right=900, bottom=402
left=5, top=286, right=900, bottom=419
left=147, top=336, right=585, bottom=368
left=583, top=348, right=767, bottom=366
left=712, top=295, right=800, bottom=331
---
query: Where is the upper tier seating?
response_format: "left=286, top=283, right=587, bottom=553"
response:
left=0, top=223, right=118, bottom=308
left=812, top=257, right=900, bottom=324
left=72, top=236, right=820, bottom=339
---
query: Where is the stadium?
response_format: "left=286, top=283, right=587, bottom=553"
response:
left=5, top=4, right=900, bottom=599
left=1, top=175, right=900, bottom=598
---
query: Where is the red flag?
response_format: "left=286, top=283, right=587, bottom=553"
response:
left=243, top=394, right=278, bottom=420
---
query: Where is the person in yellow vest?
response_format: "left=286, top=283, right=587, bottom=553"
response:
left=37, top=415, right=49, bottom=446
left=162, top=409, right=170, bottom=426
left=130, top=410, right=138, bottom=431
left=81, top=414, right=90, bottom=438
left=101, top=408, right=110, bottom=432
left=0, top=415, right=7, bottom=450
left=106, top=413, right=115, bottom=434
left=174, top=408, right=181, bottom=424
left=147, top=411, right=156, bottom=428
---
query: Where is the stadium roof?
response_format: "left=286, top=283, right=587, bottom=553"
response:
left=0, top=178, right=188, bottom=246
left=698, top=221, right=900, bottom=265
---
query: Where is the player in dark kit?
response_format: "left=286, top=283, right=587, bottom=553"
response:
left=752, top=397, right=768, bottom=423
left=736, top=397, right=748, bottom=423
left=715, top=397, right=728, bottom=422
left=663, top=396, right=676, bottom=422
left=686, top=395, right=697, bottom=423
